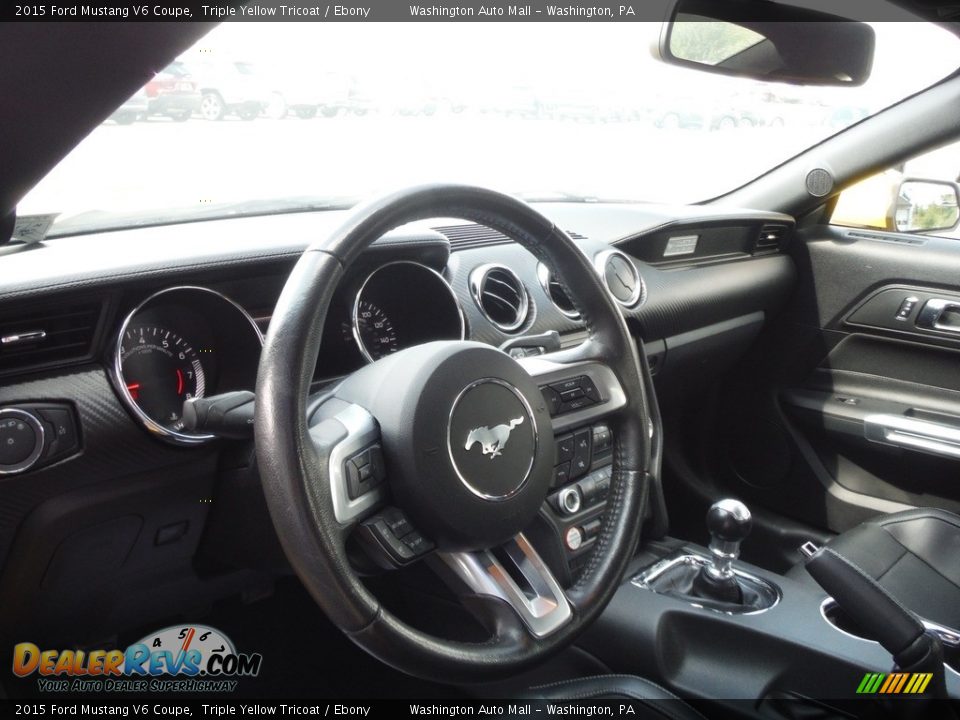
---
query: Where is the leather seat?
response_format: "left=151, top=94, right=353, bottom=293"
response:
left=525, top=675, right=706, bottom=720
left=788, top=507, right=960, bottom=630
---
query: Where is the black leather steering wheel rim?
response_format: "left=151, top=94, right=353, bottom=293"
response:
left=255, top=184, right=651, bottom=683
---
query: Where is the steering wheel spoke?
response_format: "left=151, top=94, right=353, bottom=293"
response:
left=434, top=533, right=573, bottom=639
left=516, top=352, right=628, bottom=433
left=353, top=505, right=437, bottom=570
left=308, top=401, right=388, bottom=528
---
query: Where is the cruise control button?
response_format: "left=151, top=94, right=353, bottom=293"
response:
left=553, top=462, right=571, bottom=487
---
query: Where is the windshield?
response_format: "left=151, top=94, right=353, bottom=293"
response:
left=19, top=21, right=960, bottom=231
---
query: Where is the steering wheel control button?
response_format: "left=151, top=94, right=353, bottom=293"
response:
left=382, top=507, right=413, bottom=538
left=359, top=509, right=435, bottom=568
left=552, top=378, right=581, bottom=393
left=0, top=408, right=46, bottom=476
left=570, top=428, right=592, bottom=479
left=581, top=377, right=601, bottom=403
left=592, top=424, right=612, bottom=453
left=449, top=378, right=536, bottom=501
left=345, top=445, right=386, bottom=500
left=540, top=386, right=562, bottom=415
left=401, top=531, right=434, bottom=555
left=555, top=434, right=575, bottom=463
left=542, top=375, right=601, bottom=416
left=565, top=526, right=584, bottom=551
left=552, top=462, right=571, bottom=487
left=559, top=486, right=582, bottom=515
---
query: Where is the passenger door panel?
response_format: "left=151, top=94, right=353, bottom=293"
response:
left=715, top=225, right=960, bottom=536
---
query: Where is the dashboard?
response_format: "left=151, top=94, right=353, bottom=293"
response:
left=0, top=201, right=797, bottom=642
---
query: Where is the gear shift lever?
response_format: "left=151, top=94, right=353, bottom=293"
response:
left=692, top=499, right=752, bottom=603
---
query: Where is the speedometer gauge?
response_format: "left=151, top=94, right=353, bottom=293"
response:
left=353, top=300, right=399, bottom=361
left=119, top=326, right=206, bottom=432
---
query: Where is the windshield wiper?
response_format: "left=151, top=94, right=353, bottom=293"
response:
left=46, top=195, right=358, bottom=238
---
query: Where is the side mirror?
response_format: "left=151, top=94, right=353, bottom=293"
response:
left=659, top=0, right=875, bottom=87
left=895, top=179, right=960, bottom=233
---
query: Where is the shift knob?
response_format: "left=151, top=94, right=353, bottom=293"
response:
left=707, top=498, right=752, bottom=543
left=705, top=499, right=751, bottom=581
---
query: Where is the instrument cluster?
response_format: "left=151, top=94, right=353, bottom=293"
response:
left=111, top=262, right=466, bottom=443
left=111, top=286, right=263, bottom=445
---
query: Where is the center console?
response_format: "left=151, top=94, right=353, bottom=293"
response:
left=575, top=499, right=960, bottom=712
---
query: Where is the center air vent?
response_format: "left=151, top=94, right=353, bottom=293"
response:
left=537, top=263, right=580, bottom=319
left=469, top=264, right=530, bottom=332
left=755, top=224, right=788, bottom=253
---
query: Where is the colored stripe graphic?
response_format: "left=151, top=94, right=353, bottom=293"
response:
left=892, top=673, right=909, bottom=693
left=857, top=672, right=932, bottom=694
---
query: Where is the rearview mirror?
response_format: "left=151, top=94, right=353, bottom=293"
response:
left=895, top=180, right=960, bottom=233
left=660, top=0, right=875, bottom=86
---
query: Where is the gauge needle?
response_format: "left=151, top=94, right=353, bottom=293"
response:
left=175, top=626, right=195, bottom=673
left=126, top=382, right=141, bottom=400
left=176, top=369, right=184, bottom=395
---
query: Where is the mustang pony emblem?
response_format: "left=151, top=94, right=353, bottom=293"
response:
left=464, top=417, right=525, bottom=458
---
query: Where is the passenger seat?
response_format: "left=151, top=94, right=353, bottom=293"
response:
left=788, top=508, right=960, bottom=630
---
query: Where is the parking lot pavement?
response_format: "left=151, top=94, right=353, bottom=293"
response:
left=22, top=112, right=822, bottom=221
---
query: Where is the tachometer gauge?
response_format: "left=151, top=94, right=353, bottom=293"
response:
left=119, top=326, right=206, bottom=432
left=353, top=300, right=399, bottom=361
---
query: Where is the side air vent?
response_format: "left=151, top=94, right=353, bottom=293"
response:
left=435, top=223, right=586, bottom=251
left=755, top=224, right=789, bottom=253
left=0, top=302, right=103, bottom=375
left=469, top=264, right=530, bottom=332
left=537, top=263, right=580, bottom=319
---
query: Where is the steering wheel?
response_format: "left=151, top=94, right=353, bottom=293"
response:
left=255, top=184, right=651, bottom=683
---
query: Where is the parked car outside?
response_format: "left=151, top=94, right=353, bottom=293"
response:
left=143, top=61, right=200, bottom=122
left=183, top=57, right=273, bottom=121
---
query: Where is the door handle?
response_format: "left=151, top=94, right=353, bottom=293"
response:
left=916, top=298, right=960, bottom=333
left=864, top=414, right=960, bottom=460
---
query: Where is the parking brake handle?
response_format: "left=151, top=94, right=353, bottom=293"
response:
left=182, top=390, right=255, bottom=439
left=806, top=547, right=948, bottom=700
